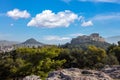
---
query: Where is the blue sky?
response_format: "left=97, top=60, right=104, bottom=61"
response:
left=0, top=0, right=120, bottom=44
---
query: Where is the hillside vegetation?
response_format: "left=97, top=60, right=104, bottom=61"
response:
left=0, top=42, right=120, bottom=79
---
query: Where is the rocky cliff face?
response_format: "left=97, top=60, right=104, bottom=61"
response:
left=63, top=33, right=111, bottom=49
left=101, top=65, right=120, bottom=79
left=46, top=68, right=113, bottom=80
left=71, top=33, right=105, bottom=44
left=22, top=66, right=120, bottom=80
left=23, top=75, right=41, bottom=80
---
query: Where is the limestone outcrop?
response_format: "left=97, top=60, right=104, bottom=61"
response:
left=23, top=75, right=41, bottom=80
left=47, top=68, right=113, bottom=80
left=101, top=65, right=120, bottom=79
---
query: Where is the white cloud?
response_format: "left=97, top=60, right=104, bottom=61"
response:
left=78, top=16, right=83, bottom=21
left=79, top=0, right=120, bottom=4
left=81, top=20, right=93, bottom=27
left=92, top=13, right=120, bottom=21
left=10, top=23, right=14, bottom=26
left=62, top=0, right=120, bottom=4
left=44, top=33, right=85, bottom=42
left=44, top=36, right=71, bottom=41
left=62, top=0, right=72, bottom=3
left=7, top=9, right=30, bottom=19
left=27, top=10, right=78, bottom=28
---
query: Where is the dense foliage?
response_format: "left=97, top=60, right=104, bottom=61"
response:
left=0, top=46, right=66, bottom=80
left=0, top=42, right=120, bottom=80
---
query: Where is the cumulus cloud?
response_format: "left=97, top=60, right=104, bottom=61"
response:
left=27, top=10, right=78, bottom=28
left=81, top=20, right=93, bottom=27
left=79, top=0, right=120, bottom=3
left=44, top=36, right=71, bottom=41
left=7, top=9, right=30, bottom=19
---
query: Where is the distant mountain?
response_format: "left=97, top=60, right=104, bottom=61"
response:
left=62, top=33, right=111, bottom=49
left=16, top=38, right=45, bottom=48
left=106, top=36, right=120, bottom=44
left=0, top=40, right=19, bottom=46
left=22, top=38, right=43, bottom=45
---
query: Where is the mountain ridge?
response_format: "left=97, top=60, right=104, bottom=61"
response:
left=0, top=40, right=19, bottom=46
left=1, top=34, right=120, bottom=48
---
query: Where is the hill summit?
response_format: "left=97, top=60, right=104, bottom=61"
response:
left=62, top=33, right=111, bottom=49
left=22, top=38, right=43, bottom=44
left=71, top=33, right=105, bottom=44
left=16, top=38, right=44, bottom=48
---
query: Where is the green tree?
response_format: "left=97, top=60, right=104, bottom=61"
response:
left=103, top=54, right=119, bottom=65
left=85, top=45, right=107, bottom=68
left=118, top=41, right=120, bottom=46
left=111, top=47, right=120, bottom=64
left=12, top=46, right=65, bottom=79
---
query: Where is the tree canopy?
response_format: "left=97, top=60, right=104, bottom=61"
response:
left=0, top=42, right=120, bottom=80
